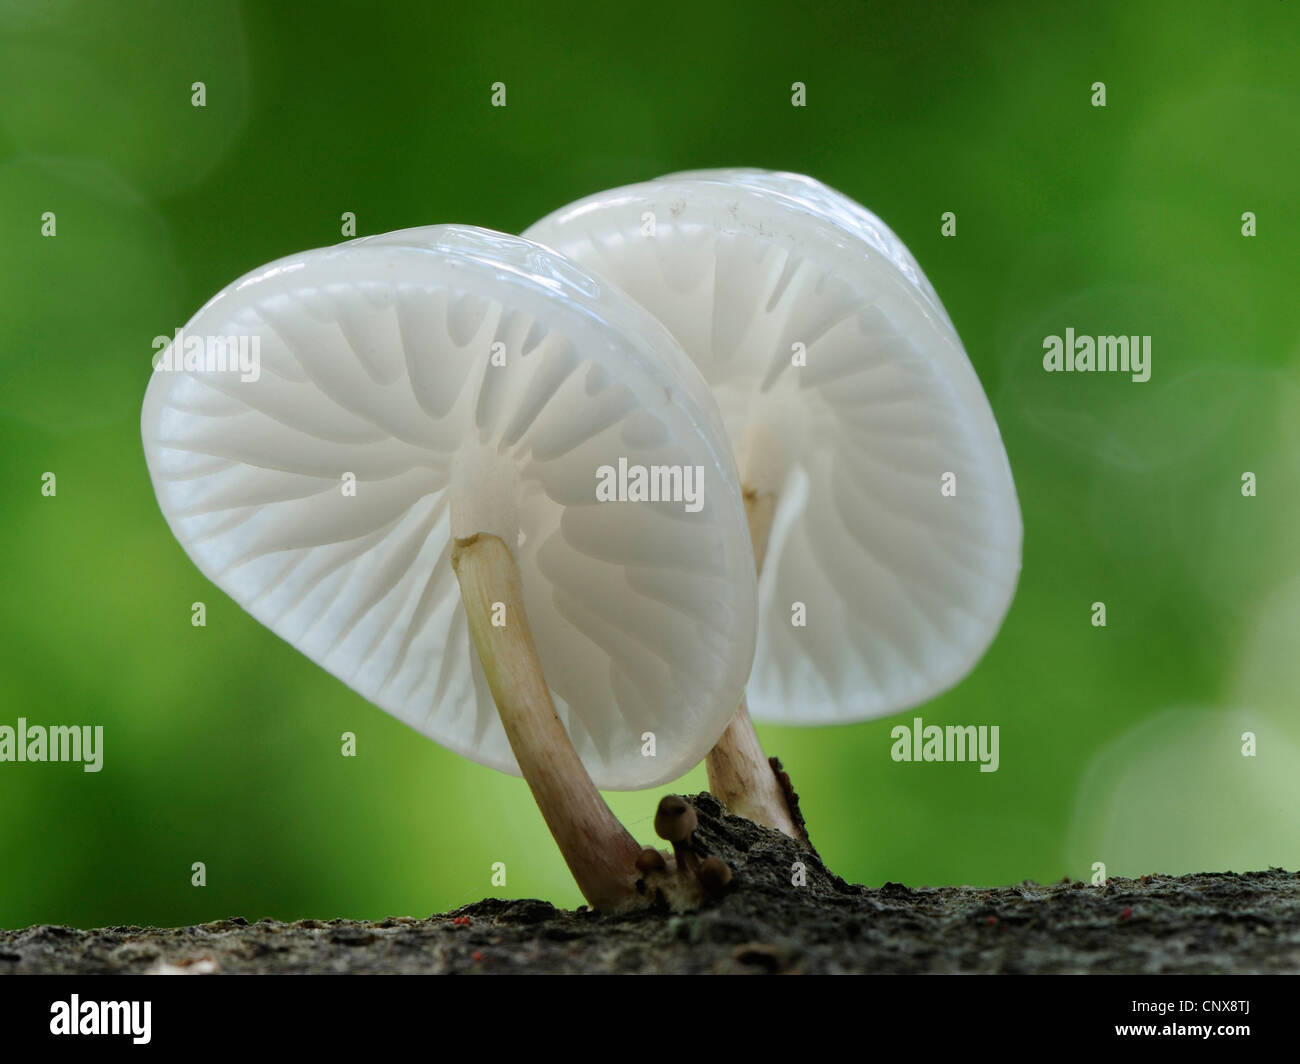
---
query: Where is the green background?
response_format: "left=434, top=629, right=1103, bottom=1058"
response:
left=1, top=0, right=1296, bottom=928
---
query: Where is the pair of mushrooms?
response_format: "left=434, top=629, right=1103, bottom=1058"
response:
left=141, top=169, right=1021, bottom=911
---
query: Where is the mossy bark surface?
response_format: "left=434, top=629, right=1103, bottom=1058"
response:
left=3, top=794, right=1296, bottom=975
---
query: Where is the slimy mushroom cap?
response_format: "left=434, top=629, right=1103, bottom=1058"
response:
left=527, top=172, right=1022, bottom=725
left=141, top=225, right=757, bottom=787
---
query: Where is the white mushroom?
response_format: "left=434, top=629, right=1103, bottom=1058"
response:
left=141, top=225, right=757, bottom=909
left=527, top=170, right=1022, bottom=838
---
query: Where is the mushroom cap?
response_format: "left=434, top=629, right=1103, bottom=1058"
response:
left=526, top=170, right=1022, bottom=725
left=141, top=224, right=757, bottom=788
left=653, top=794, right=698, bottom=842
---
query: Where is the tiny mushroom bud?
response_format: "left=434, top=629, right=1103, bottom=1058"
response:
left=654, top=794, right=698, bottom=842
left=654, top=794, right=699, bottom=875
left=635, top=847, right=667, bottom=874
left=140, top=225, right=758, bottom=911
left=697, top=856, right=733, bottom=897
left=528, top=171, right=1023, bottom=838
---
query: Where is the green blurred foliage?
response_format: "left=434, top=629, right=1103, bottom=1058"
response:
left=0, top=0, right=1296, bottom=927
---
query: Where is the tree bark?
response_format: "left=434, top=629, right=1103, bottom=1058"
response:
left=2, top=794, right=1296, bottom=974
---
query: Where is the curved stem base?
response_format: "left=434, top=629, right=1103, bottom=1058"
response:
left=452, top=532, right=643, bottom=911
left=705, top=698, right=806, bottom=843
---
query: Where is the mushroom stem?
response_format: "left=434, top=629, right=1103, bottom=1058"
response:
left=451, top=532, right=643, bottom=911
left=743, top=486, right=777, bottom=571
left=705, top=696, right=801, bottom=838
left=704, top=488, right=806, bottom=842
left=654, top=794, right=700, bottom=876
